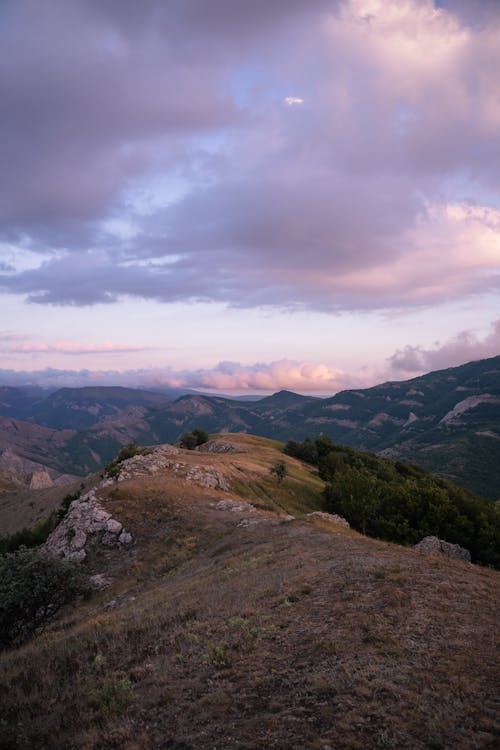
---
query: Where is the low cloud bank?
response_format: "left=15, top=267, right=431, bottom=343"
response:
left=388, top=319, right=500, bottom=375
left=0, top=359, right=357, bottom=395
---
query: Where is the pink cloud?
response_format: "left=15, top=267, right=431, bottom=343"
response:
left=0, top=359, right=367, bottom=395
left=146, top=360, right=355, bottom=394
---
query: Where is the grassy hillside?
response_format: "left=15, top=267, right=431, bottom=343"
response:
left=0, top=435, right=498, bottom=749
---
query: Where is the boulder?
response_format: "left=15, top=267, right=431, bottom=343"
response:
left=414, top=536, right=471, bottom=563
left=307, top=511, right=350, bottom=529
left=45, top=488, right=132, bottom=562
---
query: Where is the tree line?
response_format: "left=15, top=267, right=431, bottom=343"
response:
left=284, top=436, right=500, bottom=568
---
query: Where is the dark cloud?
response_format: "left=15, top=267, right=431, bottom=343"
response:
left=0, top=0, right=499, bottom=312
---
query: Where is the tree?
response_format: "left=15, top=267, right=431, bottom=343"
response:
left=270, top=460, right=287, bottom=485
left=0, top=547, right=91, bottom=649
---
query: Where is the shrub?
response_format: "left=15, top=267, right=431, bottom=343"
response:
left=180, top=428, right=209, bottom=450
left=105, top=443, right=145, bottom=477
left=284, top=435, right=500, bottom=567
left=0, top=489, right=81, bottom=557
left=0, top=547, right=91, bottom=649
left=270, top=460, right=287, bottom=484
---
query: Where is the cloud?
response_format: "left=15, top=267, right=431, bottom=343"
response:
left=0, top=359, right=358, bottom=394
left=388, top=318, right=500, bottom=374
left=0, top=0, right=499, bottom=313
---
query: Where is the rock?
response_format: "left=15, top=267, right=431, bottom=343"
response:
left=106, top=518, right=123, bottom=534
left=29, top=470, right=53, bottom=489
left=414, top=536, right=471, bottom=563
left=307, top=511, right=350, bottom=528
left=197, top=440, right=247, bottom=454
left=45, top=488, right=133, bottom=561
left=237, top=518, right=262, bottom=528
left=212, top=499, right=256, bottom=513
left=115, top=445, right=180, bottom=481
left=90, top=573, right=113, bottom=590
left=185, top=466, right=230, bottom=490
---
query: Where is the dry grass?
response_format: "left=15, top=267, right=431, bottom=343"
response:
left=0, top=434, right=499, bottom=749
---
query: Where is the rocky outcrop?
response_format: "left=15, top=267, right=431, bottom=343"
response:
left=197, top=440, right=247, bottom=454
left=29, top=470, right=54, bottom=489
left=185, top=465, right=230, bottom=490
left=307, top=511, right=350, bottom=528
left=107, top=445, right=231, bottom=492
left=45, top=489, right=133, bottom=563
left=115, top=445, right=180, bottom=481
left=414, top=536, right=471, bottom=563
left=212, top=498, right=256, bottom=513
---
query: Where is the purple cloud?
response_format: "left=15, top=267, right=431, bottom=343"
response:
left=389, top=318, right=500, bottom=374
left=0, top=0, right=499, bottom=313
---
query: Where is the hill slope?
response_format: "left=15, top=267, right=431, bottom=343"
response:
left=0, top=435, right=498, bottom=750
left=1, top=356, right=499, bottom=498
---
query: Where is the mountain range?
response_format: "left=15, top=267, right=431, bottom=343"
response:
left=0, top=355, right=499, bottom=499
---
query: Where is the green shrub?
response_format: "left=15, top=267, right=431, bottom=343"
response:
left=270, top=460, right=287, bottom=484
left=284, top=435, right=500, bottom=568
left=0, top=489, right=81, bottom=557
left=180, top=428, right=209, bottom=450
left=105, top=443, right=145, bottom=477
left=0, top=547, right=91, bottom=649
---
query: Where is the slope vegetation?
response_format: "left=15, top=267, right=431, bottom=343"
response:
left=1, top=435, right=498, bottom=750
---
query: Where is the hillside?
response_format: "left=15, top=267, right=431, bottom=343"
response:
left=0, top=435, right=499, bottom=750
left=0, top=356, right=499, bottom=498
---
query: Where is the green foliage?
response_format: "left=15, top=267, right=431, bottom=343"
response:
left=286, top=436, right=500, bottom=568
left=105, top=442, right=146, bottom=477
left=180, top=428, right=209, bottom=450
left=270, top=460, right=287, bottom=484
left=0, top=547, right=91, bottom=649
left=284, top=437, right=319, bottom=464
left=0, top=489, right=81, bottom=557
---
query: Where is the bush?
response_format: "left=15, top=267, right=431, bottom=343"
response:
left=284, top=435, right=500, bottom=567
left=180, top=428, right=209, bottom=450
left=105, top=443, right=145, bottom=477
left=0, top=547, right=91, bottom=649
left=270, top=460, right=287, bottom=484
left=0, top=489, right=81, bottom=557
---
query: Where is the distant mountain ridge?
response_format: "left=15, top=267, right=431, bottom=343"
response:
left=0, top=356, right=499, bottom=498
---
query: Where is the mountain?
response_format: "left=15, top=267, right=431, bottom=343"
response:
left=18, top=386, right=174, bottom=430
left=0, top=356, right=499, bottom=498
left=1, top=435, right=498, bottom=749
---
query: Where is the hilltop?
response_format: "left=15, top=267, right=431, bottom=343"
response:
left=1, top=435, right=498, bottom=750
left=0, top=356, right=499, bottom=498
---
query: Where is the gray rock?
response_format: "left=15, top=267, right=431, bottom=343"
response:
left=45, top=487, right=132, bottom=561
left=106, top=518, right=123, bottom=535
left=307, top=511, right=350, bottom=528
left=118, top=531, right=133, bottom=545
left=90, top=573, right=113, bottom=590
left=414, top=536, right=471, bottom=563
left=212, top=499, right=256, bottom=513
left=197, top=440, right=247, bottom=454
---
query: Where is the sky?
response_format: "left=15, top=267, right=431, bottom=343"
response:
left=0, top=0, right=499, bottom=395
